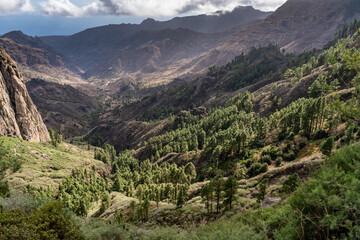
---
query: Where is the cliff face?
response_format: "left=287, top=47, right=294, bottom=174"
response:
left=0, top=47, right=50, bottom=142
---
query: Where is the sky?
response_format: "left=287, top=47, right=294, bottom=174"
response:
left=0, top=0, right=287, bottom=36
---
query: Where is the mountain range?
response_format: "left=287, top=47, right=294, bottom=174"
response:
left=0, top=0, right=360, bottom=139
left=1, top=0, right=359, bottom=92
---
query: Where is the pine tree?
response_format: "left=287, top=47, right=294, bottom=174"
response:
left=184, top=162, right=197, bottom=183
left=320, top=137, right=334, bottom=156
left=257, top=178, right=268, bottom=203
left=201, top=183, right=214, bottom=213
left=223, top=176, right=237, bottom=210
left=212, top=176, right=224, bottom=213
left=176, top=185, right=187, bottom=208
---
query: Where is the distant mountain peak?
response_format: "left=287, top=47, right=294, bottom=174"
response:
left=141, top=18, right=156, bottom=25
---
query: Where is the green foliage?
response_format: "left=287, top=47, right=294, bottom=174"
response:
left=27, top=168, right=108, bottom=217
left=80, top=218, right=130, bottom=240
left=48, top=128, right=63, bottom=147
left=111, top=150, right=193, bottom=206
left=308, top=75, right=339, bottom=98
left=94, top=144, right=116, bottom=165
left=335, top=19, right=360, bottom=39
left=277, top=144, right=360, bottom=239
left=273, top=97, right=327, bottom=139
left=256, top=178, right=268, bottom=203
left=58, top=169, right=108, bottom=216
left=320, top=137, right=334, bottom=156
left=247, top=163, right=268, bottom=178
left=0, top=182, right=9, bottom=198
left=137, top=107, right=178, bottom=122
left=280, top=173, right=301, bottom=194
left=201, top=182, right=214, bottom=213
left=179, top=221, right=265, bottom=240
left=223, top=45, right=290, bottom=91
left=0, top=201, right=86, bottom=240
left=100, top=193, right=111, bottom=214
left=88, top=134, right=104, bottom=147
left=223, top=176, right=237, bottom=210
left=0, top=142, right=23, bottom=198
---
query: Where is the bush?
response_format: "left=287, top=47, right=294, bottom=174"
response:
left=260, top=155, right=272, bottom=165
left=275, top=157, right=283, bottom=167
left=280, top=173, right=301, bottom=194
left=0, top=201, right=86, bottom=240
left=247, top=163, right=268, bottom=178
left=313, top=129, right=328, bottom=140
left=181, top=220, right=265, bottom=240
left=0, top=181, right=10, bottom=198
left=283, top=150, right=296, bottom=161
left=48, top=128, right=63, bottom=147
left=80, top=219, right=130, bottom=240
left=277, top=144, right=360, bottom=239
left=320, top=137, right=334, bottom=156
left=0, top=190, right=35, bottom=213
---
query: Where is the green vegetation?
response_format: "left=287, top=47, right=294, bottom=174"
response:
left=0, top=201, right=85, bottom=240
left=2, top=22, right=360, bottom=240
left=48, top=128, right=63, bottom=147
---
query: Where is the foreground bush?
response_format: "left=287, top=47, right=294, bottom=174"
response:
left=276, top=143, right=360, bottom=239
left=0, top=201, right=85, bottom=240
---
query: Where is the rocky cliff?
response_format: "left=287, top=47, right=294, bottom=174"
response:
left=0, top=47, right=50, bottom=142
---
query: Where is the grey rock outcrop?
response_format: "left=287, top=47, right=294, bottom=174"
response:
left=0, top=47, right=50, bottom=142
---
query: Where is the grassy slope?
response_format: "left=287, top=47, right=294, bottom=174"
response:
left=1, top=136, right=110, bottom=189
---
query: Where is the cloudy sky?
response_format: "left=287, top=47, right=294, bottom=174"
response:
left=0, top=0, right=286, bottom=36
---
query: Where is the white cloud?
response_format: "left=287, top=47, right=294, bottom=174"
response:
left=250, top=0, right=287, bottom=11
left=40, top=0, right=81, bottom=17
left=0, top=0, right=34, bottom=15
left=39, top=0, right=286, bottom=18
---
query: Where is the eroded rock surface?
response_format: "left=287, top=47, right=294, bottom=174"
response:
left=0, top=47, right=50, bottom=142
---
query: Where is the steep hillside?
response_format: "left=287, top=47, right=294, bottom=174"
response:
left=0, top=31, right=83, bottom=85
left=1, top=136, right=109, bottom=189
left=83, top=28, right=229, bottom=84
left=0, top=47, right=49, bottom=142
left=26, top=79, right=100, bottom=137
left=39, top=7, right=270, bottom=85
left=88, top=44, right=317, bottom=151
left=185, top=0, right=360, bottom=78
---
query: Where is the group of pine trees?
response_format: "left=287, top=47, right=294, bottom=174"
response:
left=200, top=176, right=238, bottom=213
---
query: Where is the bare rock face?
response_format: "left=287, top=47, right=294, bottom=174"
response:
left=0, top=47, right=50, bottom=142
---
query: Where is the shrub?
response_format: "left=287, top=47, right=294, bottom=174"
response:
left=313, top=129, right=328, bottom=140
left=283, top=150, right=296, bottom=161
left=260, top=155, right=272, bottom=165
left=0, top=201, right=86, bottom=240
left=247, top=163, right=268, bottom=178
left=48, top=128, right=63, bottom=147
left=277, top=144, right=360, bottom=239
left=320, top=137, right=334, bottom=156
left=0, top=181, right=9, bottom=198
left=257, top=178, right=268, bottom=203
left=275, top=157, right=283, bottom=167
left=280, top=173, right=301, bottom=194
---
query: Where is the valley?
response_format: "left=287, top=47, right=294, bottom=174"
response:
left=0, top=0, right=360, bottom=239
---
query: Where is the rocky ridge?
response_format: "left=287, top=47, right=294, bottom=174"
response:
left=0, top=47, right=49, bottom=142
